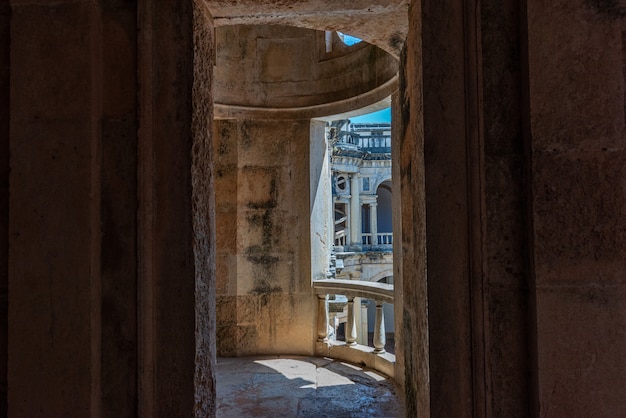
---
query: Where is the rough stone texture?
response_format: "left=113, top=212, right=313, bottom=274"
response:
left=137, top=2, right=210, bottom=416
left=214, top=25, right=398, bottom=113
left=395, top=1, right=429, bottom=416
left=400, top=1, right=537, bottom=416
left=528, top=2, right=623, bottom=152
left=480, top=0, right=533, bottom=416
left=101, top=3, right=138, bottom=416
left=214, top=118, right=316, bottom=357
left=6, top=1, right=214, bottom=416
left=206, top=0, right=409, bottom=58
left=8, top=3, right=100, bottom=416
left=5, top=1, right=626, bottom=417
left=0, top=1, right=8, bottom=415
left=528, top=0, right=626, bottom=416
left=421, top=0, right=474, bottom=416
left=192, top=2, right=217, bottom=416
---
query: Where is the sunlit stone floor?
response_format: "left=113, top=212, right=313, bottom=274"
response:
left=217, top=355, right=403, bottom=417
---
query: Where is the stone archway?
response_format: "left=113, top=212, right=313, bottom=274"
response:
left=202, top=3, right=421, bottom=414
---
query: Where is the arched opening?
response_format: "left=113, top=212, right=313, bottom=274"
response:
left=203, top=2, right=425, bottom=415
left=211, top=23, right=399, bottom=360
left=317, top=107, right=395, bottom=356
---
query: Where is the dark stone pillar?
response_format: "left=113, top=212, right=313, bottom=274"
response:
left=137, top=1, right=216, bottom=416
left=7, top=1, right=216, bottom=416
left=405, top=1, right=534, bottom=416
left=480, top=1, right=534, bottom=416
left=421, top=0, right=474, bottom=415
left=0, top=1, right=9, bottom=415
left=8, top=2, right=104, bottom=415
left=527, top=1, right=626, bottom=415
left=396, top=1, right=429, bottom=416
left=101, top=2, right=138, bottom=416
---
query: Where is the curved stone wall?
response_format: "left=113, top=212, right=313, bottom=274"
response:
left=214, top=25, right=398, bottom=118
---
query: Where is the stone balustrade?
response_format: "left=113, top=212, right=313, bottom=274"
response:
left=360, top=232, right=393, bottom=250
left=336, top=133, right=391, bottom=151
left=313, top=279, right=395, bottom=378
left=376, top=232, right=393, bottom=245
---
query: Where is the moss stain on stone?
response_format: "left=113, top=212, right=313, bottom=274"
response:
left=247, top=176, right=277, bottom=209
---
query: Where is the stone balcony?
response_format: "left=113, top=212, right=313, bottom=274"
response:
left=334, top=232, right=394, bottom=252
left=313, top=279, right=395, bottom=378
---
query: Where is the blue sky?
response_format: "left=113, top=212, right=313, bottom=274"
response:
left=350, top=107, right=391, bottom=123
left=337, top=32, right=362, bottom=46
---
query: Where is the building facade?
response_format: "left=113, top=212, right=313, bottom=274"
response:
left=328, top=120, right=395, bottom=344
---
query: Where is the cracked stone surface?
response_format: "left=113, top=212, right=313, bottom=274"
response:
left=217, top=356, right=403, bottom=417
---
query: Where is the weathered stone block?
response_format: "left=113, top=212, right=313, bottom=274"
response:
left=102, top=10, right=137, bottom=118
left=10, top=4, right=93, bottom=121
left=528, top=0, right=624, bottom=151
left=239, top=253, right=296, bottom=295
left=532, top=151, right=626, bottom=281
left=215, top=254, right=234, bottom=296
left=237, top=166, right=279, bottom=209
left=236, top=120, right=298, bottom=167
left=485, top=287, right=532, bottom=417
left=236, top=295, right=258, bottom=325
left=216, top=210, right=237, bottom=252
left=216, top=326, right=237, bottom=357
left=257, top=36, right=313, bottom=83
left=235, top=325, right=259, bottom=356
left=216, top=296, right=237, bottom=326
left=536, top=284, right=626, bottom=417
left=214, top=164, right=237, bottom=210
left=213, top=119, right=238, bottom=165
left=485, top=155, right=527, bottom=288
left=256, top=293, right=315, bottom=355
left=238, top=209, right=295, bottom=254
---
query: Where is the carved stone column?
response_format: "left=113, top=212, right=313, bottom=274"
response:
left=373, top=301, right=386, bottom=353
left=317, top=294, right=328, bottom=342
left=346, top=297, right=357, bottom=345
left=359, top=300, right=368, bottom=345
left=370, top=201, right=378, bottom=245
left=349, top=174, right=361, bottom=245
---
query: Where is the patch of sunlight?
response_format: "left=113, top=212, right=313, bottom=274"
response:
left=365, top=371, right=387, bottom=382
left=254, top=358, right=316, bottom=383
left=316, top=367, right=355, bottom=387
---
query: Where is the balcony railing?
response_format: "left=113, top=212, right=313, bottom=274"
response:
left=334, top=233, right=393, bottom=251
left=376, top=233, right=393, bottom=245
left=358, top=232, right=393, bottom=251
left=334, top=230, right=347, bottom=247
left=336, top=136, right=391, bottom=151
left=313, top=279, right=394, bottom=377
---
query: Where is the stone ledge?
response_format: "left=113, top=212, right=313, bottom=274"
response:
left=313, top=279, right=394, bottom=303
left=314, top=341, right=395, bottom=379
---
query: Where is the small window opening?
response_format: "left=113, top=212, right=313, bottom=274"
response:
left=337, top=32, right=362, bottom=46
